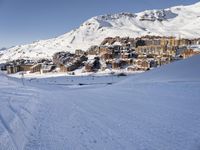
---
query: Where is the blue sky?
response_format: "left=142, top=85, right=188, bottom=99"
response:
left=0, top=0, right=199, bottom=48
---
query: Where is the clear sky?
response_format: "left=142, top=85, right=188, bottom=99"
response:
left=0, top=0, right=199, bottom=48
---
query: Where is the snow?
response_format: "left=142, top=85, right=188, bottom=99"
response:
left=0, top=73, right=39, bottom=150
left=189, top=45, right=200, bottom=51
left=1, top=2, right=200, bottom=62
left=0, top=54, right=200, bottom=149
left=112, top=41, right=122, bottom=46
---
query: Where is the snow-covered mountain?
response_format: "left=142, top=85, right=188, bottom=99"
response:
left=1, top=2, right=200, bottom=62
left=0, top=48, right=6, bottom=51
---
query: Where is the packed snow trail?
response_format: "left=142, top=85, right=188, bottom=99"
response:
left=0, top=73, right=40, bottom=150
left=1, top=55, right=200, bottom=150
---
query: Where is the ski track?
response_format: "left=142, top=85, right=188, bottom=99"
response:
left=0, top=74, right=40, bottom=150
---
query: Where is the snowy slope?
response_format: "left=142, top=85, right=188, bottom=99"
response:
left=0, top=2, right=200, bottom=62
left=1, top=54, right=200, bottom=149
left=0, top=73, right=39, bottom=150
left=23, top=55, right=200, bottom=150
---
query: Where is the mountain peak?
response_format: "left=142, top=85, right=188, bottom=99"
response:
left=192, top=1, right=200, bottom=6
left=0, top=2, right=200, bottom=63
left=95, top=12, right=137, bottom=20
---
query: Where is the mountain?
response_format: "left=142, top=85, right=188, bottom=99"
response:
left=1, top=2, right=200, bottom=63
left=0, top=48, right=6, bottom=51
left=0, top=48, right=6, bottom=54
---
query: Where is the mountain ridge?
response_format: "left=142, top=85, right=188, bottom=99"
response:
left=0, top=2, right=200, bottom=63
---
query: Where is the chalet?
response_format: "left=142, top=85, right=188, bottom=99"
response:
left=190, top=38, right=200, bottom=45
left=59, top=55, right=87, bottom=72
left=53, top=51, right=87, bottom=72
left=120, top=60, right=129, bottom=67
left=7, top=65, right=20, bottom=74
left=19, top=64, right=34, bottom=72
left=113, top=45, right=121, bottom=52
left=6, top=63, right=36, bottom=74
left=134, top=59, right=150, bottom=70
left=84, top=57, right=100, bottom=72
left=101, top=63, right=108, bottom=71
left=179, top=39, right=191, bottom=46
left=59, top=64, right=72, bottom=72
left=59, top=64, right=67, bottom=72
left=127, top=66, right=138, bottom=71
left=176, top=46, right=188, bottom=56
left=140, top=61, right=150, bottom=70
left=53, top=51, right=74, bottom=65
left=144, top=39, right=161, bottom=46
left=156, top=56, right=171, bottom=66
left=100, top=53, right=113, bottom=60
left=75, top=49, right=85, bottom=56
left=41, top=64, right=56, bottom=73
left=136, top=45, right=165, bottom=55
left=99, top=46, right=113, bottom=55
left=61, top=64, right=77, bottom=72
left=160, top=37, right=176, bottom=47
left=180, top=49, right=200, bottom=59
left=122, top=59, right=133, bottom=65
left=84, top=63, right=93, bottom=72
left=120, top=52, right=131, bottom=59
left=148, top=59, right=158, bottom=68
left=30, top=64, right=42, bottom=73
left=112, top=60, right=121, bottom=69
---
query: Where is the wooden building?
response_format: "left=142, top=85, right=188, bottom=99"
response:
left=30, top=64, right=42, bottom=73
left=100, top=53, right=113, bottom=60
left=112, top=60, right=121, bottom=69
left=7, top=64, right=35, bottom=74
left=180, top=49, right=200, bottom=59
left=75, top=49, right=86, bottom=56
left=7, top=65, right=20, bottom=74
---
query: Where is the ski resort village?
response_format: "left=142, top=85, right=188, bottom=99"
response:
left=1, top=36, right=200, bottom=76
left=0, top=1, right=200, bottom=150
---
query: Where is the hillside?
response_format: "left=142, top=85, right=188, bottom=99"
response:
left=0, top=2, right=200, bottom=62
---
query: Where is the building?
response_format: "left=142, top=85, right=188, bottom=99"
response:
left=6, top=64, right=35, bottom=74
left=136, top=45, right=165, bottom=55
left=100, top=53, right=113, bottom=60
left=30, top=64, right=42, bottom=73
left=7, top=65, right=20, bottom=74
left=180, top=49, right=200, bottom=59
left=75, top=49, right=85, bottom=56
left=84, top=57, right=100, bottom=72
